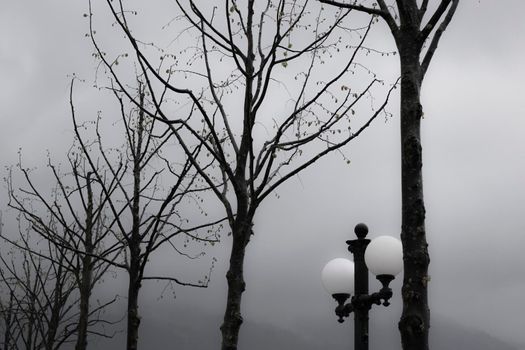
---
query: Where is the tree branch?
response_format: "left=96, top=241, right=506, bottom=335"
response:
left=319, top=0, right=399, bottom=34
left=420, top=0, right=458, bottom=78
left=420, top=0, right=452, bottom=41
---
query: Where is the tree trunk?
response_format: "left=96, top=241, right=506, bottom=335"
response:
left=25, top=293, right=36, bottom=350
left=126, top=258, right=141, bottom=350
left=127, top=102, right=143, bottom=350
left=220, top=218, right=251, bottom=350
left=3, top=292, right=14, bottom=350
left=75, top=254, right=92, bottom=350
left=76, top=175, right=94, bottom=350
left=46, top=262, right=65, bottom=350
left=397, top=36, right=430, bottom=350
left=220, top=1, right=254, bottom=346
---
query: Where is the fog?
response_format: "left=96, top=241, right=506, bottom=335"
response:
left=1, top=1, right=524, bottom=349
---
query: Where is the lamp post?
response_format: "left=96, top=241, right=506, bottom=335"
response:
left=321, top=223, right=403, bottom=350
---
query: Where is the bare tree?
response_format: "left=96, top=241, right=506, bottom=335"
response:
left=318, top=1, right=459, bottom=349
left=87, top=1, right=398, bottom=349
left=4, top=154, right=119, bottom=350
left=2, top=78, right=220, bottom=350
left=0, top=290, right=17, bottom=350
left=67, top=80, right=221, bottom=350
left=0, top=223, right=87, bottom=350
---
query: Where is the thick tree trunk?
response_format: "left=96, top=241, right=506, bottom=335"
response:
left=220, top=218, right=251, bottom=350
left=397, top=37, right=430, bottom=350
left=220, top=1, right=254, bottom=347
left=126, top=257, right=141, bottom=350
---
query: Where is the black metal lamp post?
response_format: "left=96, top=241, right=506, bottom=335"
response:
left=321, top=223, right=403, bottom=350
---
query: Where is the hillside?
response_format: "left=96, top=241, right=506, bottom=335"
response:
left=88, top=304, right=519, bottom=350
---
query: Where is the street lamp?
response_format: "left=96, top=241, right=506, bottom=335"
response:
left=321, top=223, right=402, bottom=350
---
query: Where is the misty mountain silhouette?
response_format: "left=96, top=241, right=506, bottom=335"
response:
left=91, top=303, right=518, bottom=350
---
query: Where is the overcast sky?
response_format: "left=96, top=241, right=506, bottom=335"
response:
left=1, top=1, right=525, bottom=348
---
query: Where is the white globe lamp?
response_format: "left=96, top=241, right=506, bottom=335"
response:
left=321, top=258, right=355, bottom=296
left=364, top=235, right=403, bottom=277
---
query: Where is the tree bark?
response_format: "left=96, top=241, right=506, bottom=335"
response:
left=127, top=192, right=142, bottom=350
left=3, top=292, right=14, bottom=350
left=126, top=255, right=141, bottom=350
left=219, top=2, right=255, bottom=348
left=75, top=255, right=92, bottom=350
left=396, top=31, right=430, bottom=350
left=220, top=217, right=251, bottom=350
left=46, top=261, right=65, bottom=350
left=127, top=99, right=144, bottom=350
left=76, top=175, right=94, bottom=350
